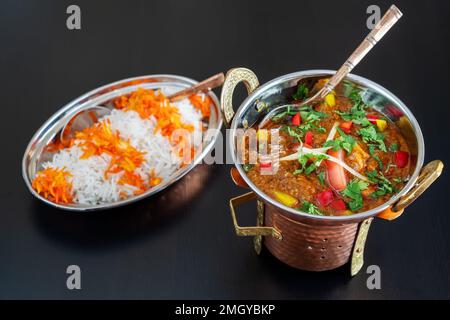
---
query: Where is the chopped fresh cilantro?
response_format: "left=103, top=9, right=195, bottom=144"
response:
left=272, top=105, right=299, bottom=122
left=358, top=125, right=387, bottom=152
left=299, top=201, right=323, bottom=215
left=366, top=170, right=397, bottom=198
left=324, top=127, right=357, bottom=154
left=342, top=179, right=369, bottom=211
left=298, top=121, right=326, bottom=134
left=282, top=125, right=303, bottom=143
left=299, top=107, right=328, bottom=122
left=295, top=153, right=327, bottom=175
left=335, top=88, right=371, bottom=126
left=281, top=106, right=327, bottom=139
left=366, top=170, right=379, bottom=181
left=348, top=87, right=363, bottom=105
left=318, top=171, right=326, bottom=186
left=389, top=143, right=399, bottom=152
left=368, top=144, right=383, bottom=169
left=242, top=164, right=254, bottom=172
left=296, top=107, right=328, bottom=134
left=293, top=83, right=309, bottom=100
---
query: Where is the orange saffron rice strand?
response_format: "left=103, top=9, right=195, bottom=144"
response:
left=189, top=93, right=212, bottom=118
left=114, top=88, right=195, bottom=138
left=32, top=167, right=74, bottom=204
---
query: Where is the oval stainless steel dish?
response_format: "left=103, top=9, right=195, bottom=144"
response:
left=22, top=74, right=222, bottom=212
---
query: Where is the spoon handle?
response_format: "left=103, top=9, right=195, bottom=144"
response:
left=168, top=72, right=225, bottom=102
left=321, top=5, right=403, bottom=97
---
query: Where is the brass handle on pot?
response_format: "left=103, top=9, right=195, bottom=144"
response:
left=220, top=68, right=259, bottom=127
left=230, top=191, right=282, bottom=240
left=378, top=160, right=444, bottom=220
left=393, top=160, right=444, bottom=212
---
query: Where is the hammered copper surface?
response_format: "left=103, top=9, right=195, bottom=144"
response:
left=264, top=202, right=358, bottom=271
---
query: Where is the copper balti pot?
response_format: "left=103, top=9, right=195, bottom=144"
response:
left=220, top=68, right=443, bottom=275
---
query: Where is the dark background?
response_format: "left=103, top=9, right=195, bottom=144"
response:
left=0, top=0, right=449, bottom=299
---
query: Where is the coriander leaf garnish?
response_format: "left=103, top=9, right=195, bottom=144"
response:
left=283, top=125, right=303, bottom=143
left=323, top=139, right=340, bottom=151
left=281, top=106, right=327, bottom=139
left=348, top=87, right=363, bottom=105
left=342, top=179, right=369, bottom=211
left=366, top=170, right=397, bottom=198
left=272, top=105, right=299, bottom=122
left=368, top=144, right=383, bottom=169
left=366, top=170, right=379, bottom=182
left=389, top=143, right=399, bottom=152
left=299, top=108, right=327, bottom=132
left=335, top=88, right=371, bottom=126
left=318, top=171, right=326, bottom=186
left=299, top=121, right=326, bottom=134
left=299, top=107, right=328, bottom=122
left=293, top=83, right=309, bottom=100
left=242, top=164, right=254, bottom=172
left=324, top=127, right=356, bottom=154
left=335, top=109, right=371, bottom=127
left=295, top=153, right=327, bottom=175
left=358, top=126, right=387, bottom=152
left=300, top=201, right=323, bottom=215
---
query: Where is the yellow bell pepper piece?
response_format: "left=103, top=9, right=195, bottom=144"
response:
left=376, top=119, right=387, bottom=131
left=325, top=93, right=336, bottom=107
left=273, top=190, right=298, bottom=207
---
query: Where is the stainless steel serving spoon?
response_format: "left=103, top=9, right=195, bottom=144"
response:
left=258, top=5, right=403, bottom=129
left=59, top=73, right=225, bottom=145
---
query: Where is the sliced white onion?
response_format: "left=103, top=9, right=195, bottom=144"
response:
left=279, top=122, right=338, bottom=161
left=326, top=122, right=340, bottom=142
left=280, top=153, right=298, bottom=161
left=280, top=146, right=371, bottom=183
left=280, top=146, right=331, bottom=161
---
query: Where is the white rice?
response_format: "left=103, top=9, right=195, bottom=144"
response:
left=42, top=95, right=203, bottom=205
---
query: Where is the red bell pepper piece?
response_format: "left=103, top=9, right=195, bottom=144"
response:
left=315, top=189, right=334, bottom=206
left=366, top=114, right=378, bottom=125
left=304, top=131, right=313, bottom=145
left=339, top=121, right=353, bottom=134
left=330, top=199, right=347, bottom=211
left=394, top=151, right=409, bottom=168
left=326, top=149, right=348, bottom=191
left=291, top=113, right=301, bottom=126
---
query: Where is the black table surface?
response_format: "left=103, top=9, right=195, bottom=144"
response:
left=1, top=0, right=449, bottom=299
